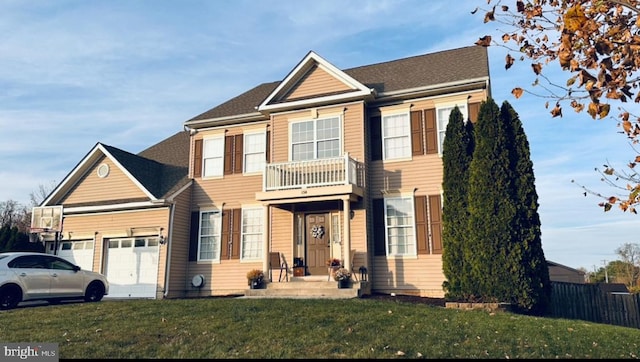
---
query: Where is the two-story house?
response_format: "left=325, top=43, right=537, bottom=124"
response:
left=30, top=45, right=490, bottom=299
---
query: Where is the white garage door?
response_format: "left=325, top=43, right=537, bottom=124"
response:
left=105, top=237, right=159, bottom=299
left=58, top=240, right=94, bottom=271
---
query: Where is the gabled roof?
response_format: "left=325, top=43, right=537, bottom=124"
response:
left=257, top=51, right=374, bottom=112
left=185, top=45, right=489, bottom=126
left=43, top=131, right=190, bottom=207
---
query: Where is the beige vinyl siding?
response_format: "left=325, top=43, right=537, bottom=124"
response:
left=369, top=158, right=444, bottom=196
left=191, top=173, right=263, bottom=207
left=282, top=64, right=352, bottom=101
left=63, top=157, right=147, bottom=204
left=270, top=207, right=294, bottom=267
left=371, top=255, right=445, bottom=298
left=347, top=209, right=368, bottom=272
left=185, top=260, right=261, bottom=297
left=342, top=103, right=365, bottom=161
left=165, top=188, right=192, bottom=298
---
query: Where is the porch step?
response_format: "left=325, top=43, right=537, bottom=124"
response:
left=243, top=277, right=370, bottom=299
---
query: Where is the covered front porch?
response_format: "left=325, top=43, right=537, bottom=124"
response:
left=254, top=153, right=367, bottom=295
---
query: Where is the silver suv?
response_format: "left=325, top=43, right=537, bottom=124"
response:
left=0, top=252, right=109, bottom=310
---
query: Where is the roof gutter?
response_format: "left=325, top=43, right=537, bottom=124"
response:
left=184, top=112, right=265, bottom=129
left=375, top=77, right=490, bottom=100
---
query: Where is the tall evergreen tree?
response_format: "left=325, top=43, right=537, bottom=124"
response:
left=465, top=98, right=518, bottom=302
left=441, top=106, right=474, bottom=300
left=501, top=101, right=551, bottom=315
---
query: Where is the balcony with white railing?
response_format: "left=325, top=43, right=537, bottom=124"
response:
left=257, top=153, right=364, bottom=202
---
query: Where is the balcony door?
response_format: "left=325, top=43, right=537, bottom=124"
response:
left=306, top=213, right=330, bottom=275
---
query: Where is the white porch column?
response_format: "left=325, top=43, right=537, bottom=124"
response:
left=342, top=197, right=351, bottom=269
left=263, top=204, right=270, bottom=274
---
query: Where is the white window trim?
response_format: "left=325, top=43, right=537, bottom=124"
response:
left=381, top=111, right=412, bottom=162
left=288, top=115, right=343, bottom=162
left=202, top=135, right=225, bottom=179
left=198, top=208, right=222, bottom=263
left=243, top=130, right=267, bottom=175
left=240, top=206, right=264, bottom=261
left=383, top=194, right=417, bottom=257
left=435, top=101, right=468, bottom=156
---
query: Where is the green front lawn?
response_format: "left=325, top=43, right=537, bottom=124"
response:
left=1, top=297, right=639, bottom=359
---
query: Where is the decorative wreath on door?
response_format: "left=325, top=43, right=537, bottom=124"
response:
left=311, top=225, right=325, bottom=239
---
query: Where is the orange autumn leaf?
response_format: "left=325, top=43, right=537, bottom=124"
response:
left=506, top=54, right=515, bottom=70
left=512, top=87, right=524, bottom=98
left=564, top=4, right=587, bottom=32
left=531, top=63, right=542, bottom=75
left=476, top=35, right=492, bottom=47
left=599, top=103, right=610, bottom=119
left=484, top=8, right=495, bottom=23
left=550, top=104, right=562, bottom=117
left=587, top=102, right=599, bottom=119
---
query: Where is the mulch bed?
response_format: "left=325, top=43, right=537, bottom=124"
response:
left=361, top=292, right=446, bottom=307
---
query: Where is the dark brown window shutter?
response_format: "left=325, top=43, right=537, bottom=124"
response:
left=189, top=211, right=200, bottom=261
left=233, top=134, right=243, bottom=174
left=266, top=130, right=271, bottom=162
left=411, top=110, right=424, bottom=156
left=194, top=139, right=203, bottom=178
left=373, top=199, right=386, bottom=256
left=370, top=116, right=382, bottom=161
left=231, top=208, right=241, bottom=259
left=424, top=109, right=437, bottom=154
left=221, top=209, right=230, bottom=259
left=469, top=102, right=480, bottom=123
left=224, top=135, right=234, bottom=175
left=415, top=196, right=428, bottom=255
left=429, top=195, right=443, bottom=254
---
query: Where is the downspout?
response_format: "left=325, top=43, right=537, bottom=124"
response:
left=163, top=202, right=176, bottom=298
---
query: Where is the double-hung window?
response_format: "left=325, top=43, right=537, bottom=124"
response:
left=382, top=112, right=410, bottom=160
left=244, top=132, right=266, bottom=173
left=203, top=137, right=224, bottom=177
left=240, top=207, right=263, bottom=260
left=384, top=196, right=416, bottom=256
left=198, top=209, right=222, bottom=261
left=291, top=116, right=341, bottom=161
left=436, top=104, right=467, bottom=154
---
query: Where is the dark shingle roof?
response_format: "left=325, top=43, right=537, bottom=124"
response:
left=188, top=46, right=489, bottom=122
left=102, top=131, right=190, bottom=199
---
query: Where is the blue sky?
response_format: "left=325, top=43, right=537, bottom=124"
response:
left=0, top=0, right=635, bottom=271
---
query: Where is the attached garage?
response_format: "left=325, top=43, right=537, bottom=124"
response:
left=58, top=240, right=95, bottom=271
left=105, top=237, right=160, bottom=299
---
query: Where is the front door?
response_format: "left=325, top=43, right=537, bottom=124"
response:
left=306, top=213, right=330, bottom=275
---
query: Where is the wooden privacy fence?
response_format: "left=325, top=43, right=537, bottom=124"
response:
left=550, top=282, right=640, bottom=329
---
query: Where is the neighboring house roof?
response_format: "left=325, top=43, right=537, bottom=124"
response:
left=596, top=282, right=630, bottom=294
left=546, top=260, right=586, bottom=276
left=186, top=45, right=489, bottom=124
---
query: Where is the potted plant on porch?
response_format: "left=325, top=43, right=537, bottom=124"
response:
left=333, top=267, right=352, bottom=288
left=326, top=258, right=341, bottom=280
left=246, top=269, right=265, bottom=289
